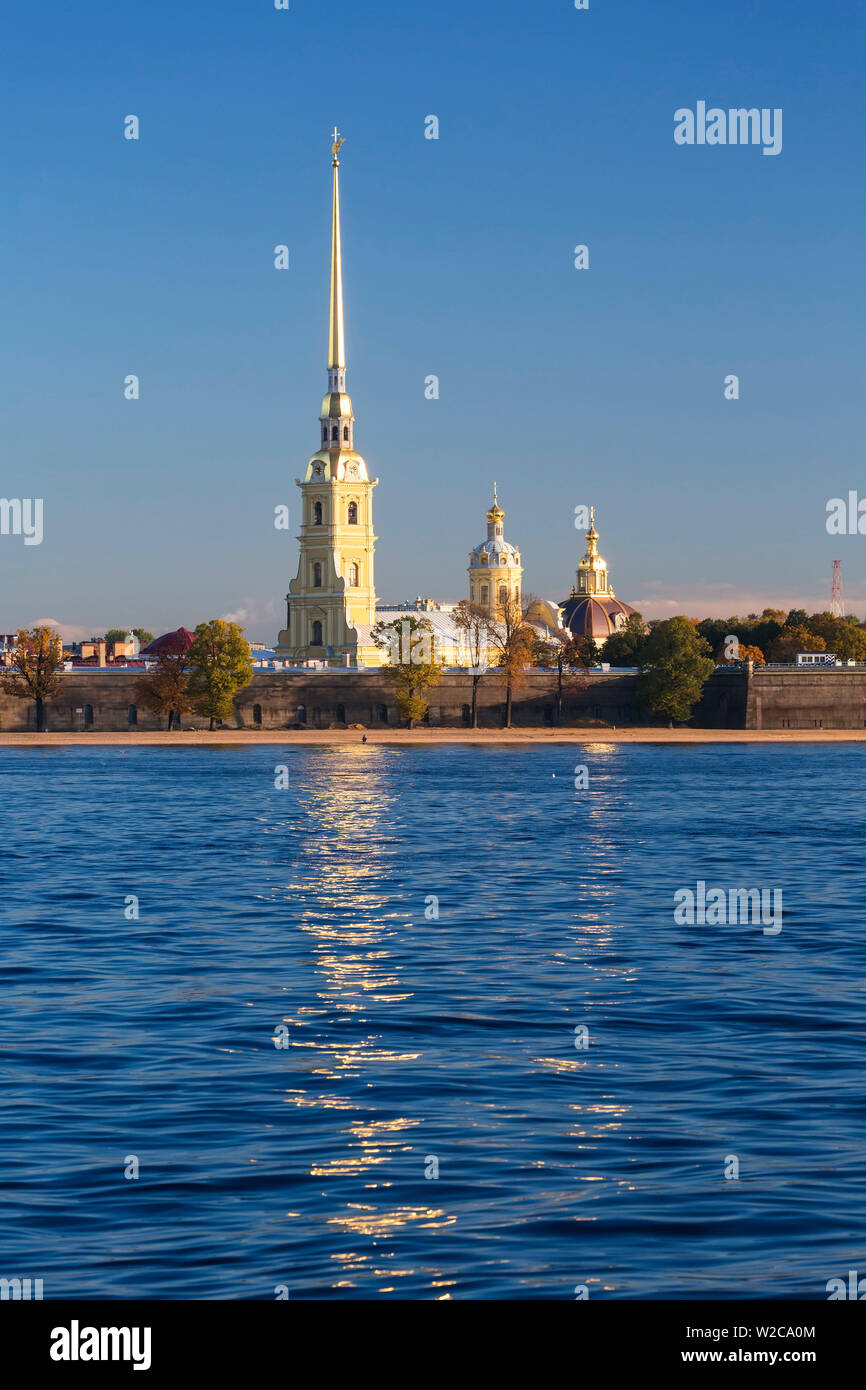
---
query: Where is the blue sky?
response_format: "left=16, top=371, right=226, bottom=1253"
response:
left=2, top=0, right=865, bottom=640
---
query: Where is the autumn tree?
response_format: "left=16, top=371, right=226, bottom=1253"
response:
left=187, top=620, right=254, bottom=730
left=716, top=640, right=766, bottom=664
left=371, top=615, right=443, bottom=728
left=764, top=626, right=825, bottom=663
left=737, top=644, right=766, bottom=664
left=483, top=594, right=535, bottom=728
left=453, top=600, right=489, bottom=728
left=135, top=631, right=195, bottom=730
left=2, top=627, right=65, bottom=732
left=638, top=617, right=715, bottom=725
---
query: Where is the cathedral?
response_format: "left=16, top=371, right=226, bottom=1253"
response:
left=275, top=134, right=635, bottom=666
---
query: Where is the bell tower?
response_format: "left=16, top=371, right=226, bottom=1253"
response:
left=275, top=130, right=378, bottom=662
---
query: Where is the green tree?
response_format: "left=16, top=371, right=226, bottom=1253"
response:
left=802, top=612, right=866, bottom=662
left=135, top=633, right=194, bottom=730
left=637, top=617, right=715, bottom=725
left=371, top=615, right=442, bottom=728
left=105, top=628, right=154, bottom=646
left=2, top=627, right=65, bottom=732
left=187, top=620, right=254, bottom=730
left=600, top=613, right=647, bottom=667
left=785, top=609, right=808, bottom=628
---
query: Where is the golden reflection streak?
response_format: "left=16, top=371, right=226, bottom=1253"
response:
left=272, top=747, right=449, bottom=1292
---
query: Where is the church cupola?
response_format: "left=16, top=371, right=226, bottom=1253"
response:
left=468, top=483, right=524, bottom=618
left=574, top=506, right=612, bottom=597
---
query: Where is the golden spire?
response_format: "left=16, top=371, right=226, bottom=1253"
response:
left=587, top=506, right=598, bottom=557
left=329, top=128, right=346, bottom=371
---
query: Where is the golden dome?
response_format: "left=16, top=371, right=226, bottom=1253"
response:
left=320, top=391, right=354, bottom=420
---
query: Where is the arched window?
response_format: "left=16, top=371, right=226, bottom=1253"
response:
left=349, top=562, right=359, bottom=587
left=313, top=501, right=323, bottom=525
left=297, top=704, right=307, bottom=724
left=331, top=425, right=339, bottom=441
left=481, top=585, right=489, bottom=604
left=127, top=705, right=137, bottom=726
left=336, top=703, right=346, bottom=724
left=348, top=501, right=358, bottom=524
left=499, top=585, right=508, bottom=606
left=343, top=425, right=349, bottom=441
left=322, top=426, right=327, bottom=444
left=253, top=703, right=263, bottom=726
left=376, top=703, right=388, bottom=724
left=313, top=561, right=322, bottom=587
left=461, top=703, right=471, bottom=726
left=311, top=620, right=323, bottom=645
left=84, top=704, right=94, bottom=728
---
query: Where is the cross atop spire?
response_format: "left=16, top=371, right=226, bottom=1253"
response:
left=331, top=127, right=345, bottom=165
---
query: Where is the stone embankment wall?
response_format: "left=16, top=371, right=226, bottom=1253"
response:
left=0, top=669, right=652, bottom=732
left=2, top=665, right=861, bottom=732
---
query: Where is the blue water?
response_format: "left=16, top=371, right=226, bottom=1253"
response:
left=1, top=743, right=865, bottom=1300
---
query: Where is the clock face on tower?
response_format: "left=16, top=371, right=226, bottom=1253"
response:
left=313, top=463, right=323, bottom=477
left=347, top=462, right=359, bottom=478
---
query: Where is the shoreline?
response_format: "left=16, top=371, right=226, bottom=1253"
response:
left=2, top=728, right=866, bottom=747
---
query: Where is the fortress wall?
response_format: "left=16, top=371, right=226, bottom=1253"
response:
left=746, top=669, right=866, bottom=730
left=0, top=669, right=657, bottom=733
left=10, top=665, right=861, bottom=733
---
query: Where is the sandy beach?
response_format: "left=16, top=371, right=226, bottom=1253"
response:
left=2, top=727, right=866, bottom=747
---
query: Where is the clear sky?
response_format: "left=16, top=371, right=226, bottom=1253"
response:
left=2, top=0, right=865, bottom=641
